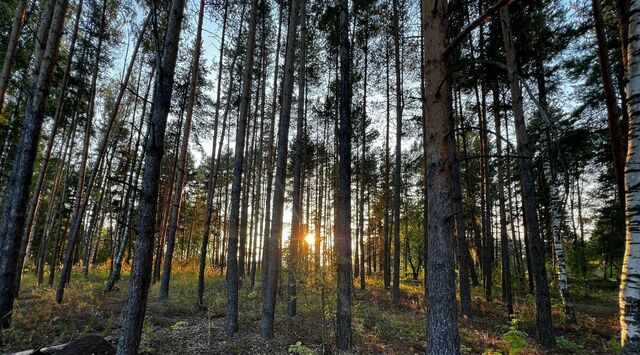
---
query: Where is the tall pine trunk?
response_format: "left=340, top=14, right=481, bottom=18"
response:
left=499, top=5, right=554, bottom=346
left=0, top=0, right=29, bottom=112
left=55, top=0, right=108, bottom=303
left=15, top=0, right=84, bottom=295
left=492, top=79, right=513, bottom=315
left=159, top=0, right=206, bottom=300
left=288, top=0, right=306, bottom=318
left=358, top=19, right=368, bottom=291
left=452, top=86, right=472, bottom=318
left=422, top=0, right=460, bottom=352
left=0, top=0, right=70, bottom=329
left=106, top=62, right=154, bottom=292
left=198, top=0, right=229, bottom=306
left=260, top=0, right=283, bottom=298
left=336, top=0, right=352, bottom=349
left=226, top=0, right=259, bottom=334
left=116, top=0, right=187, bottom=351
left=391, top=0, right=403, bottom=307
left=261, top=0, right=301, bottom=339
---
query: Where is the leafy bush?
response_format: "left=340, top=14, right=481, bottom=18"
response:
left=502, top=319, right=528, bottom=355
left=288, top=341, right=313, bottom=354
left=555, top=336, right=584, bottom=353
left=606, top=336, right=622, bottom=354
left=171, top=320, right=188, bottom=332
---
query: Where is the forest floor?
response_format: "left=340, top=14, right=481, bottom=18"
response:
left=0, top=264, right=622, bottom=354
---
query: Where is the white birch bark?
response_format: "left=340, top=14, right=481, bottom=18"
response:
left=541, top=128, right=575, bottom=322
left=621, top=0, right=640, bottom=352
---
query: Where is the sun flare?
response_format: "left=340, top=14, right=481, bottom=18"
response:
left=304, top=233, right=315, bottom=247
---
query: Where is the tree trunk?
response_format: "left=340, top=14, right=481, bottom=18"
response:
left=159, top=0, right=205, bottom=301
left=383, top=24, right=391, bottom=291
left=535, top=53, right=576, bottom=322
left=249, top=29, right=268, bottom=290
left=116, top=0, right=187, bottom=351
left=421, top=0, right=460, bottom=352
left=106, top=64, right=154, bottom=292
left=261, top=0, right=301, bottom=340
left=621, top=0, right=640, bottom=352
left=37, top=119, right=74, bottom=286
left=492, top=79, right=513, bottom=315
left=260, top=0, right=283, bottom=299
left=226, top=0, right=259, bottom=334
left=592, top=0, right=626, bottom=220
left=480, top=87, right=493, bottom=301
left=288, top=0, right=306, bottom=318
left=499, top=5, right=554, bottom=346
left=15, top=0, right=84, bottom=295
left=55, top=0, right=108, bottom=303
left=359, top=19, right=368, bottom=291
left=391, top=0, right=403, bottom=307
left=0, top=0, right=70, bottom=329
left=198, top=0, right=229, bottom=306
left=336, top=0, right=352, bottom=349
left=0, top=0, right=29, bottom=112
left=452, top=86, right=472, bottom=318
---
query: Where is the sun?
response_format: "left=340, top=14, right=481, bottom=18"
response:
left=304, top=233, right=315, bottom=247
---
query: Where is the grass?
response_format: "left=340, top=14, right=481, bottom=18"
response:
left=1, top=264, right=622, bottom=354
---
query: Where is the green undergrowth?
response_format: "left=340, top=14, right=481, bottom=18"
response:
left=1, top=265, right=622, bottom=354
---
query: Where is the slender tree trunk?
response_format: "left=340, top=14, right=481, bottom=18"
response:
left=499, top=5, right=554, bottom=346
left=359, top=20, right=368, bottom=291
left=106, top=65, right=154, bottom=292
left=261, top=0, right=301, bottom=339
left=0, top=0, right=29, bottom=112
left=226, top=0, right=259, bottom=334
left=591, top=0, right=626, bottom=219
left=481, top=113, right=493, bottom=301
left=58, top=1, right=143, bottom=301
left=260, top=0, right=283, bottom=298
left=336, top=0, right=352, bottom=349
left=154, top=83, right=187, bottom=284
left=48, top=119, right=79, bottom=287
left=116, top=0, right=187, bottom=351
left=452, top=86, right=472, bottom=318
left=422, top=0, right=460, bottom=352
left=492, top=79, right=513, bottom=315
left=391, top=0, right=403, bottom=307
left=15, top=0, right=85, bottom=295
left=0, top=0, right=70, bottom=329
left=535, top=54, right=576, bottom=322
left=37, top=122, right=74, bottom=286
left=250, top=31, right=268, bottom=290
left=621, top=0, right=640, bottom=352
left=159, top=0, right=206, bottom=300
left=55, top=0, right=109, bottom=303
left=288, top=0, right=306, bottom=318
left=456, top=94, right=480, bottom=288
left=198, top=0, right=232, bottom=306
left=383, top=25, right=391, bottom=291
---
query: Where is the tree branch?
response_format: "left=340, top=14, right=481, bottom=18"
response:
left=442, top=0, right=513, bottom=57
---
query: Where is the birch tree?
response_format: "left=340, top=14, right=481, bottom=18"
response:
left=621, top=0, right=640, bottom=352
